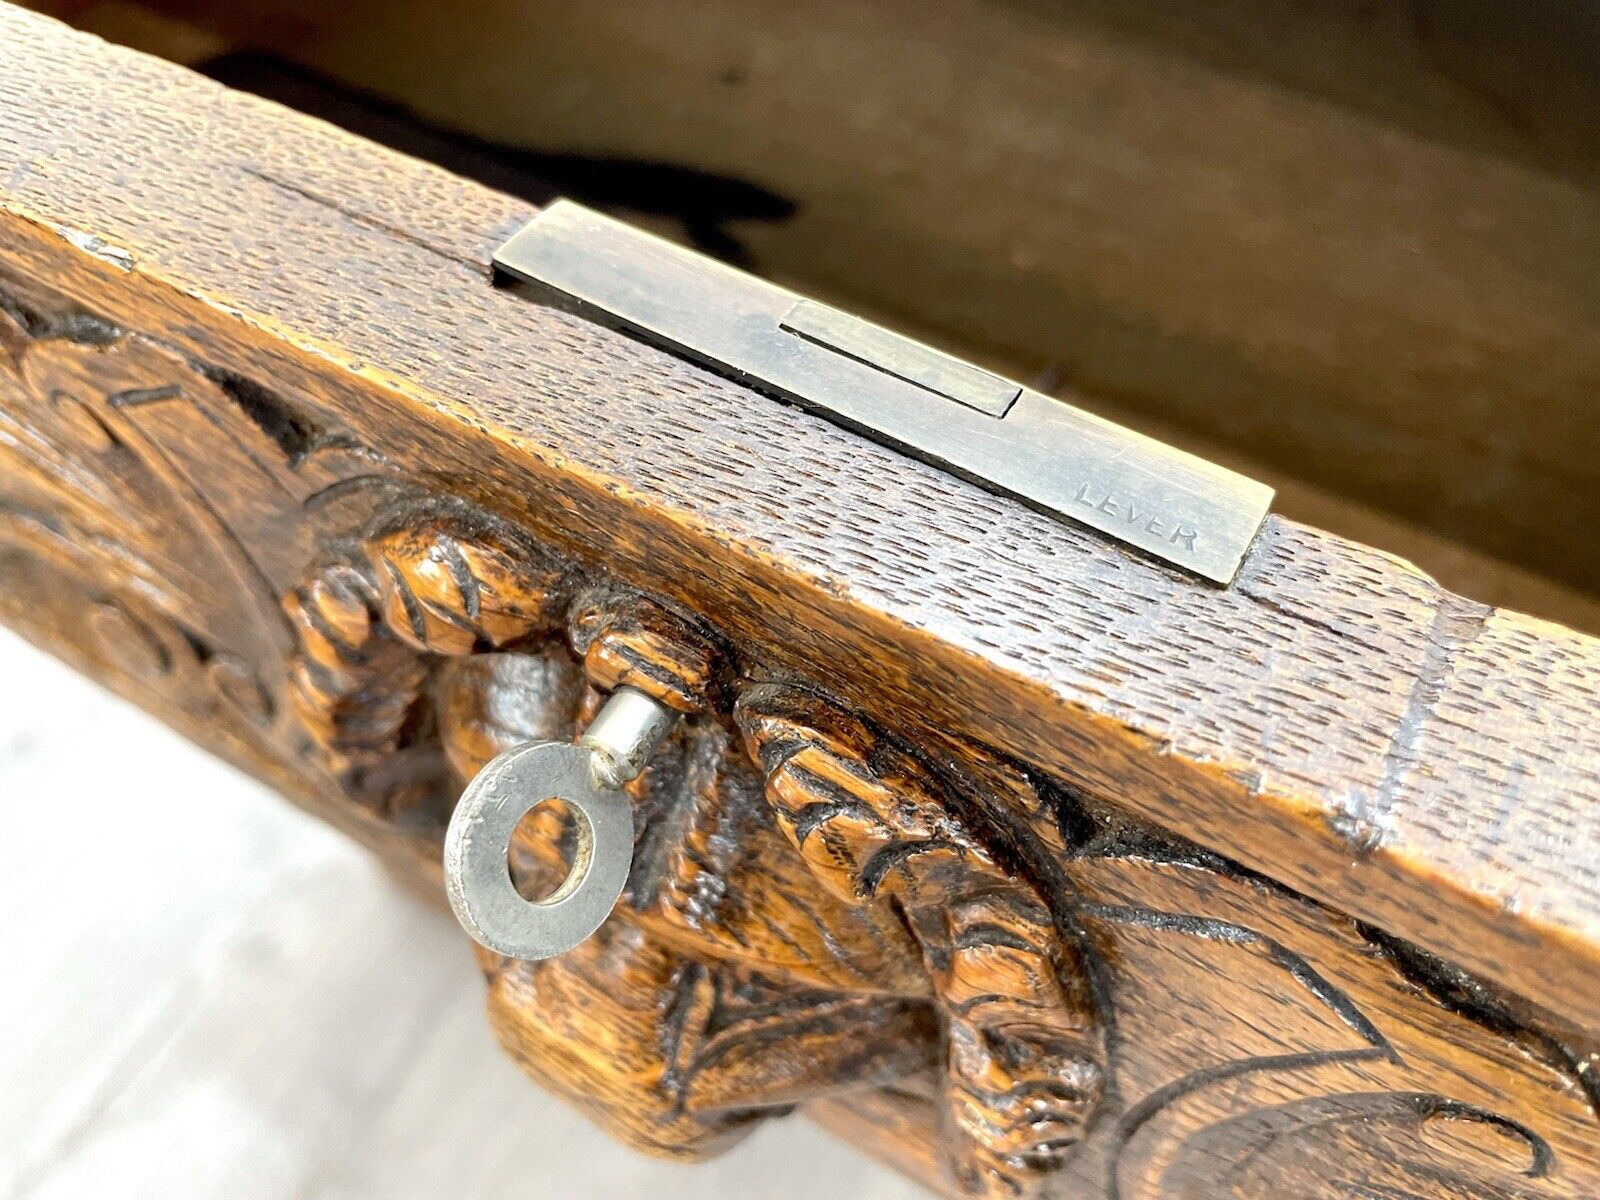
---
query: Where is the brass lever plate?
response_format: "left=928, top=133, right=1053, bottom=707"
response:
left=494, top=201, right=1272, bottom=584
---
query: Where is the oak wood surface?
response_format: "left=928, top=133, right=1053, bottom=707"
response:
left=0, top=1, right=1596, bottom=1036
left=1, top=8, right=1598, bottom=1196
left=27, top=3, right=1600, bottom=637
left=54, top=0, right=1600, bottom=597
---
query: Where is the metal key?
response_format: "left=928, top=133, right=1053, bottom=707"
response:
left=443, top=686, right=678, bottom=959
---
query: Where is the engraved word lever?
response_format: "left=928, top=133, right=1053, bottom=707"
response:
left=443, top=686, right=677, bottom=959
left=493, top=200, right=1273, bottom=585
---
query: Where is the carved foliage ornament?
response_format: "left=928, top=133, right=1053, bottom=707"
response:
left=278, top=489, right=1600, bottom=1200
left=0, top=281, right=1595, bottom=1199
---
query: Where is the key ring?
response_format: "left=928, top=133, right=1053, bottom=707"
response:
left=443, top=686, right=677, bottom=959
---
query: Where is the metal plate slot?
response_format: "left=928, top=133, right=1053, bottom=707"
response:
left=779, top=300, right=1020, bottom=418
left=493, top=200, right=1272, bottom=584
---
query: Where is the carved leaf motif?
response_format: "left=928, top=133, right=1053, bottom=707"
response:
left=737, top=685, right=1107, bottom=1198
left=10, top=280, right=1591, bottom=1200
left=478, top=918, right=934, bottom=1160
left=0, top=298, right=304, bottom=770
left=569, top=588, right=717, bottom=711
left=1065, top=857, right=1599, bottom=1200
left=364, top=517, right=565, bottom=655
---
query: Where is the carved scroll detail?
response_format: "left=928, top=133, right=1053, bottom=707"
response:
left=278, top=495, right=1109, bottom=1192
left=737, top=686, right=1106, bottom=1197
left=283, top=504, right=568, bottom=828
left=263, top=494, right=1600, bottom=1200
left=3, top=279, right=1595, bottom=1200
left=279, top=501, right=940, bottom=1158
left=0, top=294, right=320, bottom=770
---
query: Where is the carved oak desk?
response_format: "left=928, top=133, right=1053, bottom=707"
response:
left=1, top=6, right=1597, bottom=1198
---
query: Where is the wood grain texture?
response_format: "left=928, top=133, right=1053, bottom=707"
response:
left=268, top=502, right=1600, bottom=1195
left=97, top=0, right=1600, bottom=596
left=0, top=2, right=1595, bottom=1038
left=0, top=8, right=1598, bottom=1195
left=44, top=24, right=1600, bottom=636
